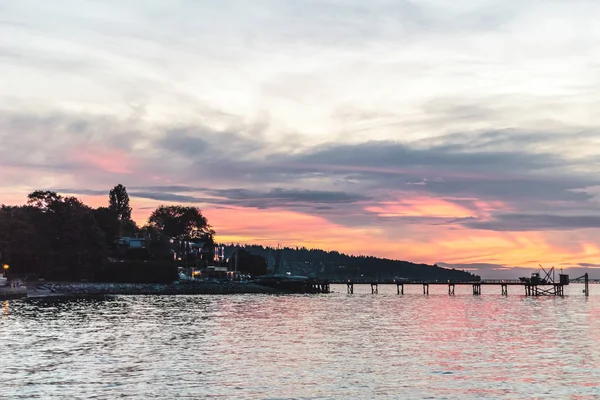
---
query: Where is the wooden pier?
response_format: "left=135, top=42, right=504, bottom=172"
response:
left=339, top=272, right=590, bottom=297
left=310, top=280, right=330, bottom=294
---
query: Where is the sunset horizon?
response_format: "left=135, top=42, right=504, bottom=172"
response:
left=4, top=187, right=599, bottom=279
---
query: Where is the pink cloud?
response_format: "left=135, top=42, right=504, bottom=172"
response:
left=71, top=146, right=133, bottom=174
left=366, top=197, right=473, bottom=218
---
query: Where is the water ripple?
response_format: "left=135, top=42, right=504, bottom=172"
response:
left=1, top=284, right=600, bottom=398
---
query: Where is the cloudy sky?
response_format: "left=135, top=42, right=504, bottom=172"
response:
left=2, top=0, right=600, bottom=277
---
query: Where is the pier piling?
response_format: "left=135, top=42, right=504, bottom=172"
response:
left=423, top=283, right=429, bottom=295
left=448, top=283, right=455, bottom=295
left=371, top=283, right=378, bottom=294
left=397, top=283, right=404, bottom=295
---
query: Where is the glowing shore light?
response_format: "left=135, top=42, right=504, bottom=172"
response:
left=3, top=264, right=8, bottom=270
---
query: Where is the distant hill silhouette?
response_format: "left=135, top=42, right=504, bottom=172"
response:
left=222, top=244, right=479, bottom=281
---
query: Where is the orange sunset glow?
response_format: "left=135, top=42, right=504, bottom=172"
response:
left=32, top=188, right=600, bottom=278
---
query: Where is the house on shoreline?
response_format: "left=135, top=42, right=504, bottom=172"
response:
left=113, top=236, right=214, bottom=263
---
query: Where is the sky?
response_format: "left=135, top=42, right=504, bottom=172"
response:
left=2, top=0, right=600, bottom=278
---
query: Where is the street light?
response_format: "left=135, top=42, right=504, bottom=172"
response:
left=2, top=264, right=8, bottom=271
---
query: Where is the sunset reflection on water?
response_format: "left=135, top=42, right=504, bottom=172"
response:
left=1, top=285, right=600, bottom=398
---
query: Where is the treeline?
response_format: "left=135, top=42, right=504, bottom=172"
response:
left=224, top=245, right=479, bottom=281
left=0, top=185, right=213, bottom=281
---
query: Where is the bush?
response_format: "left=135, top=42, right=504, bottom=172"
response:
left=96, top=260, right=178, bottom=283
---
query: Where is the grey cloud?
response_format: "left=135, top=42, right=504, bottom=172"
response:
left=314, top=206, right=334, bottom=210
left=0, top=112, right=136, bottom=166
left=289, top=139, right=565, bottom=175
left=54, top=188, right=108, bottom=196
left=158, top=129, right=210, bottom=158
left=56, top=186, right=369, bottom=210
left=235, top=136, right=598, bottom=210
left=155, top=124, right=270, bottom=161
left=129, top=187, right=369, bottom=209
left=421, top=179, right=593, bottom=203
left=421, top=128, right=600, bottom=155
left=129, top=191, right=210, bottom=204
left=0, top=110, right=266, bottom=188
left=462, top=213, right=600, bottom=231
left=206, top=188, right=368, bottom=203
left=131, top=185, right=204, bottom=193
left=8, top=110, right=600, bottom=233
left=53, top=188, right=219, bottom=205
left=167, top=132, right=587, bottom=200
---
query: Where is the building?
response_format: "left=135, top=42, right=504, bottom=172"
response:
left=115, top=236, right=151, bottom=260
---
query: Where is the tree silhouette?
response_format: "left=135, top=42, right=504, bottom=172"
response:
left=27, top=190, right=62, bottom=211
left=148, top=205, right=213, bottom=240
left=92, top=207, right=120, bottom=250
left=108, top=184, right=132, bottom=221
left=20, top=191, right=106, bottom=279
left=228, top=248, right=268, bottom=276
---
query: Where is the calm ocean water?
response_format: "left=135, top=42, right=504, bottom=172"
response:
left=1, top=284, right=600, bottom=399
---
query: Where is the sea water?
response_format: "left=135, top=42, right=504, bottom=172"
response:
left=1, top=284, right=599, bottom=399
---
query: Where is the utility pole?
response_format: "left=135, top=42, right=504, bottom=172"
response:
left=235, top=249, right=238, bottom=273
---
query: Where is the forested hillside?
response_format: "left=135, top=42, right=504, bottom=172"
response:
left=223, top=245, right=479, bottom=281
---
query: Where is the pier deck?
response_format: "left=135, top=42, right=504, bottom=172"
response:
left=332, top=274, right=590, bottom=297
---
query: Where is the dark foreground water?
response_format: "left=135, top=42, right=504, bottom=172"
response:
left=1, top=284, right=600, bottom=399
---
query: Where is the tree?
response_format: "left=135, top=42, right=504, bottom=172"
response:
left=109, top=184, right=132, bottom=221
left=93, top=207, right=120, bottom=251
left=52, top=197, right=106, bottom=279
left=0, top=206, right=45, bottom=277
left=229, top=248, right=268, bottom=277
left=121, top=218, right=139, bottom=237
left=27, top=190, right=62, bottom=211
left=148, top=205, right=213, bottom=240
left=140, top=224, right=160, bottom=239
left=26, top=191, right=107, bottom=280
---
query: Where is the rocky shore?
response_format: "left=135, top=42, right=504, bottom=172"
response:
left=0, top=286, right=27, bottom=300
left=25, top=281, right=281, bottom=298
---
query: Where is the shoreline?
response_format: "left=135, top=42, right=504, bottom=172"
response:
left=0, top=286, right=27, bottom=300
left=23, top=281, right=283, bottom=298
